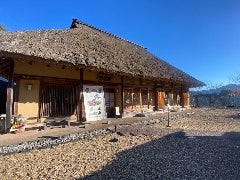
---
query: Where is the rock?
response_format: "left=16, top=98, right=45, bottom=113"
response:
left=109, top=138, right=118, bottom=142
left=134, top=113, right=146, bottom=117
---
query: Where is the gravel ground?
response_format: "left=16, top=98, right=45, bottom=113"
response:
left=0, top=108, right=240, bottom=179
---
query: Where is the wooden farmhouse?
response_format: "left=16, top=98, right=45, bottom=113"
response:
left=0, top=19, right=204, bottom=131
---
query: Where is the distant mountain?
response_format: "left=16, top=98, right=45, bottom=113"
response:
left=191, top=84, right=240, bottom=95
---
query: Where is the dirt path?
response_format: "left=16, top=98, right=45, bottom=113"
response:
left=0, top=108, right=239, bottom=179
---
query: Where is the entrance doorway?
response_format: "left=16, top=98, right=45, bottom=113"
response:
left=104, top=88, right=115, bottom=118
left=0, top=79, right=7, bottom=114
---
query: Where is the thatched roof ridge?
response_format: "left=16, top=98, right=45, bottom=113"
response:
left=70, top=19, right=145, bottom=49
left=0, top=21, right=204, bottom=87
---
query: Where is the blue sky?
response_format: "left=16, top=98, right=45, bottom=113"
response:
left=1, top=0, right=240, bottom=86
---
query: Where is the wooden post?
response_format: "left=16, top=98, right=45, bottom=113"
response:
left=5, top=59, right=14, bottom=133
left=131, top=88, right=134, bottom=110
left=37, top=80, right=42, bottom=122
left=154, top=82, right=158, bottom=111
left=121, top=76, right=124, bottom=117
left=147, top=88, right=150, bottom=109
left=139, top=88, right=142, bottom=112
left=14, top=79, right=20, bottom=116
left=186, top=91, right=190, bottom=107
left=77, top=68, right=84, bottom=123
left=180, top=85, right=184, bottom=107
left=177, top=93, right=180, bottom=105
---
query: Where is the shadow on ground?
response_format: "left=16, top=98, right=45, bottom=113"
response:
left=225, top=114, right=240, bottom=120
left=80, top=131, right=240, bottom=179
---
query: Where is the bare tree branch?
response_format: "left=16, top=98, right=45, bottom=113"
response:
left=229, top=72, right=240, bottom=84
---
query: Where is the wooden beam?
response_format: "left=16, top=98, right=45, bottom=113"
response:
left=5, top=59, right=14, bottom=132
left=14, top=73, right=122, bottom=86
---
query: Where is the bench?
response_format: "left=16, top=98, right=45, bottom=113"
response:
left=44, top=117, right=71, bottom=129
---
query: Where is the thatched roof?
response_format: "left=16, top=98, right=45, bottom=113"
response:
left=0, top=19, right=204, bottom=87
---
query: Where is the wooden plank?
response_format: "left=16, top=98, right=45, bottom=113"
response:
left=158, top=92, right=166, bottom=109
left=52, top=84, right=55, bottom=117
left=65, top=85, right=69, bottom=115
left=62, top=85, right=66, bottom=115
left=68, top=85, right=71, bottom=115
left=66, top=85, right=69, bottom=115
left=72, top=85, right=75, bottom=115
left=56, top=85, right=59, bottom=116
left=67, top=85, right=71, bottom=115
left=183, top=92, right=190, bottom=107
left=70, top=85, right=74, bottom=115
left=69, top=85, right=73, bottom=115
left=14, top=73, right=121, bottom=86
left=61, top=85, right=63, bottom=115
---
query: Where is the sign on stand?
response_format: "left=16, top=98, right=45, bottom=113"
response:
left=83, top=85, right=106, bottom=121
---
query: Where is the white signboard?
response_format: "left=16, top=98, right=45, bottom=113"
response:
left=83, top=85, right=106, bottom=121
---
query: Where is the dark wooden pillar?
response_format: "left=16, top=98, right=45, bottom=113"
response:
left=14, top=78, right=20, bottom=116
left=131, top=88, right=134, bottom=109
left=37, top=80, right=43, bottom=122
left=180, top=85, right=184, bottom=107
left=77, top=68, right=84, bottom=122
left=5, top=59, right=14, bottom=132
left=139, top=88, right=142, bottom=111
left=121, top=76, right=124, bottom=117
left=147, top=88, right=150, bottom=109
left=154, top=82, right=158, bottom=111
